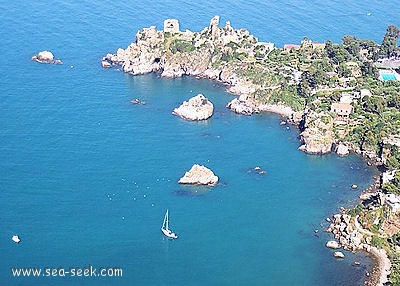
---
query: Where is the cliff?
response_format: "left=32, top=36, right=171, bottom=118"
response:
left=102, top=17, right=400, bottom=163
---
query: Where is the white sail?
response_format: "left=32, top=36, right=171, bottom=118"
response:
left=161, top=209, right=178, bottom=239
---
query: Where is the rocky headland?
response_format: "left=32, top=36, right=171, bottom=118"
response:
left=101, top=16, right=361, bottom=156
left=103, top=17, right=400, bottom=284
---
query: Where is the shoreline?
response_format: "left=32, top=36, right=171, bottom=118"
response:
left=257, top=103, right=296, bottom=119
left=103, top=17, right=396, bottom=285
left=365, top=247, right=391, bottom=286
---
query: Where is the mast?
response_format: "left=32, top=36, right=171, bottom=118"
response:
left=166, top=209, right=169, bottom=230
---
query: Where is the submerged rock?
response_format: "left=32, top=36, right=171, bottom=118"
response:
left=172, top=94, right=214, bottom=121
left=178, top=164, right=218, bottom=186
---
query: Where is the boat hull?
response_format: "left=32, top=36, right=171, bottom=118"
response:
left=161, top=228, right=178, bottom=239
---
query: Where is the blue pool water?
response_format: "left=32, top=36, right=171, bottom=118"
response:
left=381, top=73, right=398, bottom=81
left=1, top=1, right=399, bottom=285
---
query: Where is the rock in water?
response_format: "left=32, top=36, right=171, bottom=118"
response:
left=31, top=50, right=62, bottom=64
left=326, top=240, right=341, bottom=249
left=172, top=94, right=214, bottom=121
left=333, top=251, right=345, bottom=258
left=178, top=164, right=218, bottom=186
left=335, top=142, right=349, bottom=157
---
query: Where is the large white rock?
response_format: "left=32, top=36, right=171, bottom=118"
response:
left=178, top=164, right=218, bottom=186
left=335, top=143, right=349, bottom=157
left=31, top=50, right=62, bottom=64
left=38, top=51, right=54, bottom=61
left=333, top=251, right=345, bottom=258
left=172, top=94, right=214, bottom=121
left=326, top=240, right=341, bottom=249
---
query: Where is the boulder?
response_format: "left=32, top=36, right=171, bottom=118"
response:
left=31, top=50, right=62, bottom=64
left=178, top=164, right=218, bottom=186
left=326, top=240, right=341, bottom=249
left=333, top=251, right=345, bottom=258
left=172, top=94, right=214, bottom=121
left=226, top=94, right=258, bottom=115
left=335, top=143, right=349, bottom=157
left=32, top=51, right=53, bottom=62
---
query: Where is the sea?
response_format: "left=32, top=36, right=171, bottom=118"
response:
left=1, top=1, right=399, bottom=285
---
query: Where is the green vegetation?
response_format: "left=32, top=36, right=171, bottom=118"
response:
left=169, top=39, right=195, bottom=54
left=380, top=25, right=400, bottom=58
left=371, top=236, right=388, bottom=248
left=346, top=203, right=365, bottom=217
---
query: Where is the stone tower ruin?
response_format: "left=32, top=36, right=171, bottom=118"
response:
left=163, top=19, right=180, bottom=33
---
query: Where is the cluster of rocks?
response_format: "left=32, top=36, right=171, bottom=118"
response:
left=325, top=213, right=372, bottom=253
left=31, top=50, right=62, bottom=64
left=226, top=94, right=259, bottom=115
left=178, top=164, right=219, bottom=186
left=172, top=94, right=214, bottom=120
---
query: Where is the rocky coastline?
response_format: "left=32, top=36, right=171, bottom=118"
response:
left=101, top=16, right=374, bottom=157
left=325, top=211, right=392, bottom=285
left=103, top=17, right=400, bottom=285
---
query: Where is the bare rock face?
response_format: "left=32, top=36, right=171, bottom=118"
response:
left=335, top=142, right=349, bottom=157
left=298, top=111, right=334, bottom=154
left=333, top=251, right=345, bottom=258
left=226, top=94, right=258, bottom=115
left=31, top=50, right=61, bottom=64
left=178, top=164, right=219, bottom=186
left=172, top=94, right=214, bottom=121
left=326, top=240, right=341, bottom=249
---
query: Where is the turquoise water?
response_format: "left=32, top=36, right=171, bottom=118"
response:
left=1, top=1, right=399, bottom=285
left=381, top=73, right=397, bottom=81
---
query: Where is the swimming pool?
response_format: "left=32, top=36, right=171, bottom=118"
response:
left=381, top=73, right=397, bottom=81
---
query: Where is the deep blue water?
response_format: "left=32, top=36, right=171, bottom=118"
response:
left=1, top=1, right=399, bottom=285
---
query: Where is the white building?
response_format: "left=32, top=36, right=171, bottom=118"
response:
left=386, top=193, right=400, bottom=213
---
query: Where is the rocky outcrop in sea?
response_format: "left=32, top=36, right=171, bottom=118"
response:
left=178, top=164, right=219, bottom=186
left=172, top=94, right=214, bottom=121
left=31, top=50, right=62, bottom=64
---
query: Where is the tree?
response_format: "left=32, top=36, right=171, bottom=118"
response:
left=342, top=35, right=360, bottom=57
left=380, top=25, right=400, bottom=58
left=361, top=61, right=379, bottom=78
left=337, top=63, right=352, bottom=77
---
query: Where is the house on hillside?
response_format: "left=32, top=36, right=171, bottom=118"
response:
left=386, top=194, right=400, bottom=213
left=331, top=102, right=353, bottom=122
left=312, top=42, right=326, bottom=50
left=283, top=44, right=300, bottom=51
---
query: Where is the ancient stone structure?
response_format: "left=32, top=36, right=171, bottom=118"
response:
left=164, top=19, right=180, bottom=33
left=209, top=15, right=220, bottom=41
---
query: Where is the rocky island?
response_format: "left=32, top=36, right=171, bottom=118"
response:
left=172, top=93, right=214, bottom=121
left=103, top=17, right=400, bottom=284
left=178, top=164, right=218, bottom=186
left=31, top=50, right=62, bottom=64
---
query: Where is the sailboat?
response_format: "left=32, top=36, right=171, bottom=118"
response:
left=161, top=209, right=178, bottom=239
